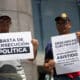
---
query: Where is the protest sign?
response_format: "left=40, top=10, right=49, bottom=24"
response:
left=0, top=32, right=34, bottom=61
left=51, top=33, right=80, bottom=74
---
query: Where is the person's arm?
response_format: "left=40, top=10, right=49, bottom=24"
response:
left=31, top=39, right=39, bottom=60
left=21, top=39, right=39, bottom=63
left=44, top=42, right=55, bottom=75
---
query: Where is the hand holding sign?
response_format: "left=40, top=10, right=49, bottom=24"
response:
left=76, top=32, right=80, bottom=42
left=44, top=59, right=55, bottom=74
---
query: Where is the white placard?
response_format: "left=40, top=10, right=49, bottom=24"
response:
left=51, top=33, right=80, bottom=74
left=0, top=32, right=34, bottom=61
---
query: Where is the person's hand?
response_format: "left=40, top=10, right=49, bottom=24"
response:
left=76, top=32, right=80, bottom=38
left=76, top=32, right=80, bottom=42
left=31, top=39, right=39, bottom=60
left=44, top=59, right=55, bottom=74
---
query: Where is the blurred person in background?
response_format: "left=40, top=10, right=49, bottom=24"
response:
left=0, top=15, right=39, bottom=80
left=44, top=13, right=80, bottom=80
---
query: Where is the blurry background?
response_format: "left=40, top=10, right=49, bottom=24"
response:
left=0, top=0, right=80, bottom=80
left=0, top=0, right=34, bottom=35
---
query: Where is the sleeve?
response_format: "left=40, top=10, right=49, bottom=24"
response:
left=44, top=42, right=53, bottom=62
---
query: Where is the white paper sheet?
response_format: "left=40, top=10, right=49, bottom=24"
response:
left=0, top=32, right=34, bottom=61
left=51, top=33, right=80, bottom=74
